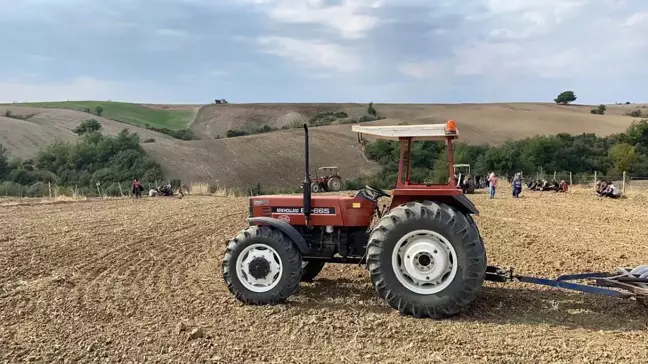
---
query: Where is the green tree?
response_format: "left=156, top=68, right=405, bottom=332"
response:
left=0, top=144, right=9, bottom=179
left=368, top=102, right=377, bottom=116
left=554, top=91, right=577, bottom=105
left=73, top=119, right=102, bottom=135
left=608, top=142, right=637, bottom=172
left=95, top=105, right=104, bottom=116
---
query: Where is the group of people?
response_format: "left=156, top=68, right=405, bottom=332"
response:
left=596, top=180, right=622, bottom=198
left=485, top=173, right=622, bottom=200
left=484, top=172, right=570, bottom=199
left=131, top=178, right=183, bottom=199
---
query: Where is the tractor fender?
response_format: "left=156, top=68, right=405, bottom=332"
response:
left=248, top=217, right=309, bottom=254
left=450, top=195, right=479, bottom=216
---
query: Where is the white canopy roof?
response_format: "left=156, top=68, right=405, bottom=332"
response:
left=351, top=123, right=458, bottom=141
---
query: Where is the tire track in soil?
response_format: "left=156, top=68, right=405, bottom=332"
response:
left=65, top=205, right=247, bottom=319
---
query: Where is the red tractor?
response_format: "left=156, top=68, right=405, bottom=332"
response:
left=222, top=121, right=648, bottom=318
left=223, top=120, right=488, bottom=318
left=310, top=166, right=342, bottom=193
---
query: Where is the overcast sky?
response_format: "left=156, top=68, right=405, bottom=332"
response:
left=1, top=0, right=647, bottom=104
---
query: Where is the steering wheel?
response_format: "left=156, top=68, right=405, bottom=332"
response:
left=364, top=185, right=391, bottom=199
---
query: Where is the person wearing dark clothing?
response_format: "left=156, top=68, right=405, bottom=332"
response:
left=132, top=178, right=143, bottom=198
left=512, top=173, right=523, bottom=198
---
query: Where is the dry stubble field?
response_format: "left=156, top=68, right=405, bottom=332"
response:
left=1, top=188, right=648, bottom=363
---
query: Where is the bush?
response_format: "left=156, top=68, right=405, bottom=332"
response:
left=309, top=111, right=349, bottom=126
left=0, top=181, right=24, bottom=196
left=226, top=129, right=250, bottom=138
left=626, top=110, right=643, bottom=118
left=591, top=104, right=606, bottom=115
left=145, top=126, right=196, bottom=140
left=142, top=138, right=156, bottom=143
left=225, top=124, right=279, bottom=138
left=74, top=119, right=102, bottom=135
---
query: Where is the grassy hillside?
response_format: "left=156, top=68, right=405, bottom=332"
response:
left=5, top=101, right=198, bottom=129
left=0, top=105, right=175, bottom=159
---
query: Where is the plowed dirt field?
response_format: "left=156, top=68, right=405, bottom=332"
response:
left=1, top=190, right=647, bottom=363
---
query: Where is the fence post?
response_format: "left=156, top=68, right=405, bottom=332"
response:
left=48, top=182, right=52, bottom=199
left=569, top=172, right=573, bottom=185
left=622, top=171, right=626, bottom=193
left=553, top=171, right=556, bottom=181
left=594, top=171, right=597, bottom=187
left=118, top=183, right=124, bottom=197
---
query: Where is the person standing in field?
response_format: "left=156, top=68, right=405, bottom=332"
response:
left=488, top=172, right=498, bottom=199
left=132, top=178, right=143, bottom=199
left=512, top=173, right=523, bottom=198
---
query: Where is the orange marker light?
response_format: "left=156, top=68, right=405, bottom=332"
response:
left=445, top=119, right=457, bottom=133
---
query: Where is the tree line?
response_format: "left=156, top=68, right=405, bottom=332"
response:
left=0, top=119, right=163, bottom=197
left=346, top=119, right=648, bottom=189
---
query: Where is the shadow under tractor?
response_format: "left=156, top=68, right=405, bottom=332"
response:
left=221, top=121, right=647, bottom=319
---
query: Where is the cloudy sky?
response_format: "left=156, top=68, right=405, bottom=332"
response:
left=1, top=0, right=647, bottom=104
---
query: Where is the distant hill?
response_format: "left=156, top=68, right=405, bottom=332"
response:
left=3, top=101, right=199, bottom=129
left=1, top=101, right=645, bottom=189
left=192, top=102, right=644, bottom=145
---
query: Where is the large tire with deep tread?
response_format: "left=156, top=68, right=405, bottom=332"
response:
left=300, top=260, right=326, bottom=282
left=327, top=176, right=343, bottom=191
left=366, top=201, right=487, bottom=319
left=222, top=225, right=303, bottom=305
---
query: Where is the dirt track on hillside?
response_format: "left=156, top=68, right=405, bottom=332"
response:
left=1, top=190, right=647, bottom=363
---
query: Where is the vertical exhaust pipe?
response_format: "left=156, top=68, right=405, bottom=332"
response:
left=302, top=124, right=312, bottom=225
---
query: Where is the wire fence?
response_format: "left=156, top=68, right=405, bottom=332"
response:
left=3, top=170, right=648, bottom=199
left=498, top=169, right=648, bottom=194
left=0, top=179, right=293, bottom=199
left=0, top=179, right=186, bottom=199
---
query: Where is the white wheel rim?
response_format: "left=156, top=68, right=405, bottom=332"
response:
left=235, top=243, right=283, bottom=293
left=332, top=181, right=340, bottom=188
left=392, top=229, right=458, bottom=295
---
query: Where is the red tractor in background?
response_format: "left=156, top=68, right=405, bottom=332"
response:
left=310, top=166, right=343, bottom=193
left=221, top=121, right=647, bottom=319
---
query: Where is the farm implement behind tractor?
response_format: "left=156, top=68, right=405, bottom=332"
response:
left=221, top=120, right=647, bottom=319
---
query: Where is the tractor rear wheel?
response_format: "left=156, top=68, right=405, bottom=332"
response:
left=222, top=225, right=303, bottom=305
left=300, top=260, right=326, bottom=282
left=366, top=201, right=487, bottom=319
left=327, top=176, right=343, bottom=191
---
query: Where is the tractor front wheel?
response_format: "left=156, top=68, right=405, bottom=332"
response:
left=311, top=182, right=321, bottom=193
left=300, top=260, right=326, bottom=282
left=366, top=201, right=487, bottom=319
left=222, top=226, right=303, bottom=305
